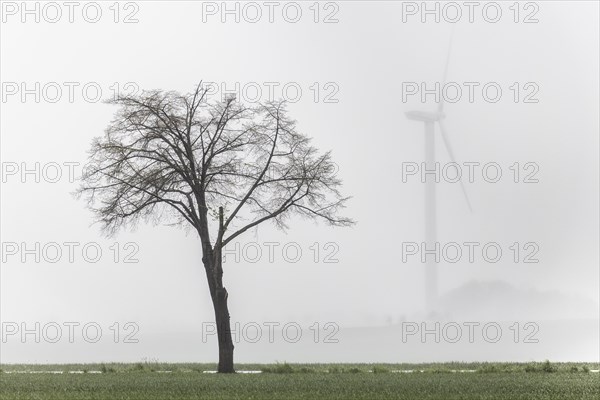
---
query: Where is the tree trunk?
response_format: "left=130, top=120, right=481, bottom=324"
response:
left=200, top=206, right=235, bottom=373
left=213, top=287, right=235, bottom=373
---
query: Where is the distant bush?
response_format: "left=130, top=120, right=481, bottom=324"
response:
left=541, top=360, right=556, bottom=373
left=524, top=360, right=556, bottom=373
left=430, top=368, right=448, bottom=374
left=479, top=364, right=499, bottom=373
left=100, top=364, right=116, bottom=374
left=582, top=366, right=590, bottom=373
left=372, top=366, right=389, bottom=374
left=524, top=363, right=537, bottom=373
left=262, top=363, right=294, bottom=374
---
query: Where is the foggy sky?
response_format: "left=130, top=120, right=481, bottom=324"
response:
left=1, top=1, right=598, bottom=363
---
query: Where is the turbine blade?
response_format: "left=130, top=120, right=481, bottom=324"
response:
left=438, top=119, right=473, bottom=212
left=439, top=30, right=454, bottom=114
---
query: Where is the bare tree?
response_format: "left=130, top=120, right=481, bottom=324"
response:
left=77, top=84, right=354, bottom=373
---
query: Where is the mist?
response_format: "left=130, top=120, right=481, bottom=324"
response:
left=1, top=1, right=598, bottom=364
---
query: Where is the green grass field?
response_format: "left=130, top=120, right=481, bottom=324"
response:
left=1, top=363, right=598, bottom=400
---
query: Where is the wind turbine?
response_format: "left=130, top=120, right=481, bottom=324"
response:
left=405, top=35, right=472, bottom=314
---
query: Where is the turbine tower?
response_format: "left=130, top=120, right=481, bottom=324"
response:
left=405, top=34, right=472, bottom=314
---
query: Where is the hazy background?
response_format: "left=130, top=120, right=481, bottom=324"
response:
left=1, top=1, right=598, bottom=363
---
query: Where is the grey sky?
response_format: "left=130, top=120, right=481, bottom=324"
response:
left=1, top=1, right=598, bottom=363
